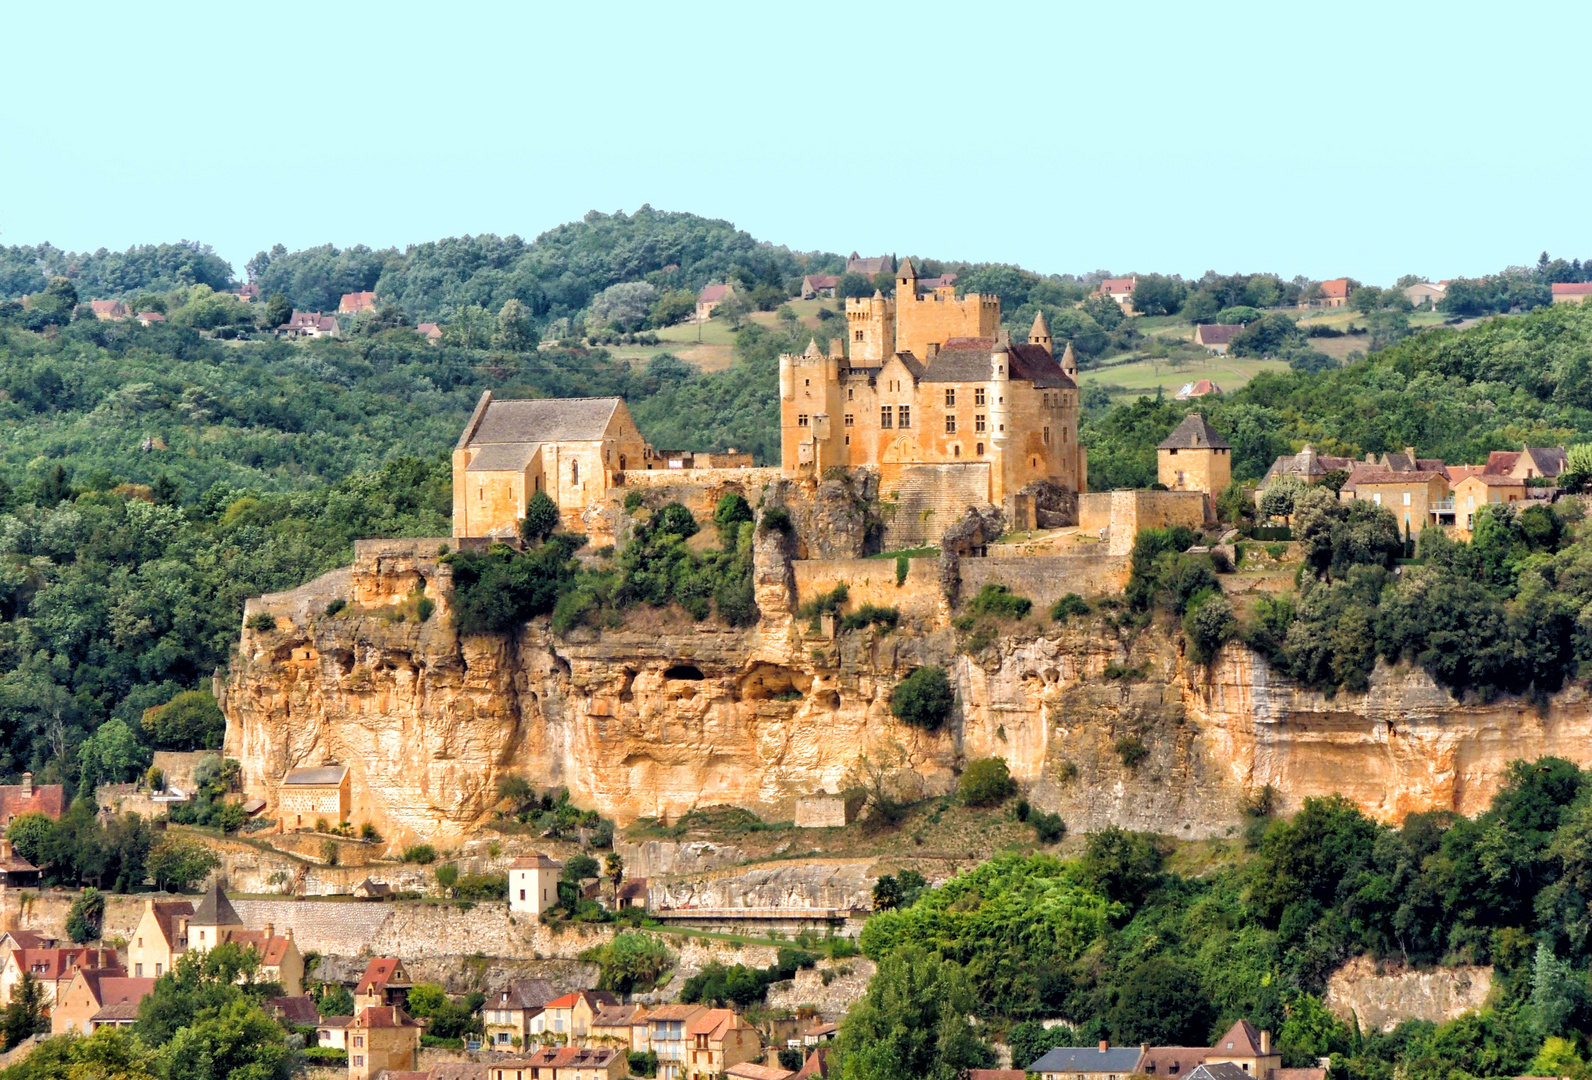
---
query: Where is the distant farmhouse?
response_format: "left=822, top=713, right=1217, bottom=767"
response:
left=1553, top=282, right=1592, bottom=304
left=696, top=283, right=734, bottom=321
left=1193, top=323, right=1243, bottom=355
left=1096, top=276, right=1136, bottom=313
left=277, top=311, right=338, bottom=338
left=1175, top=378, right=1222, bottom=400
left=1403, top=281, right=1447, bottom=307
left=339, top=291, right=378, bottom=315
left=89, top=300, right=129, bottom=321
left=801, top=274, right=840, bottom=300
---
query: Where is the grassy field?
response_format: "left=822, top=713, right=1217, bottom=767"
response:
left=1080, top=354, right=1291, bottom=401
left=601, top=298, right=839, bottom=373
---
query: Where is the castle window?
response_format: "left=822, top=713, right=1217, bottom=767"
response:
left=845, top=435, right=850, bottom=445
left=1062, top=427, right=1068, bottom=442
left=798, top=414, right=809, bottom=427
left=953, top=445, right=960, bottom=457
left=945, top=416, right=956, bottom=434
left=975, top=415, right=986, bottom=433
left=898, top=405, right=910, bottom=428
left=571, top=461, right=579, bottom=485
left=975, top=387, right=985, bottom=406
left=1043, top=426, right=1051, bottom=444
left=976, top=443, right=984, bottom=455
left=854, top=330, right=864, bottom=341
left=847, top=387, right=854, bottom=400
left=880, top=406, right=893, bottom=429
left=945, top=389, right=955, bottom=407
left=844, top=414, right=853, bottom=427
left=804, top=378, right=809, bottom=386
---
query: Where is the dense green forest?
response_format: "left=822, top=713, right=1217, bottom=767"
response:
left=844, top=758, right=1592, bottom=1080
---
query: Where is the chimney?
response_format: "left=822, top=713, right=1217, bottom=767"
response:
left=926, top=342, right=940, bottom=360
left=0, top=839, right=11, bottom=860
left=20, top=772, right=32, bottom=798
left=265, top=923, right=274, bottom=939
left=1260, top=1030, right=1271, bottom=1055
left=1100, top=1040, right=1109, bottom=1053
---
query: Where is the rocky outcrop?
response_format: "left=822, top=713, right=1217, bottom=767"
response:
left=226, top=527, right=1592, bottom=845
left=1324, top=956, right=1493, bottom=1032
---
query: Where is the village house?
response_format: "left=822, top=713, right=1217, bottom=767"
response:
left=1402, top=281, right=1446, bottom=307
left=1157, top=414, right=1231, bottom=501
left=507, top=852, right=564, bottom=915
left=136, top=311, right=165, bottom=326
left=1448, top=468, right=1527, bottom=536
left=1255, top=444, right=1355, bottom=501
left=416, top=322, right=443, bottom=341
left=355, top=956, right=414, bottom=1011
left=235, top=284, right=261, bottom=303
left=1029, top=1022, right=1319, bottom=1080
left=1486, top=445, right=1567, bottom=481
left=1097, top=277, right=1137, bottom=312
left=89, top=300, right=129, bottom=321
left=1029, top=1042, right=1144, bottom=1080
left=800, top=1021, right=837, bottom=1047
left=0, top=839, right=39, bottom=887
left=781, top=261, right=1085, bottom=531
left=646, top=1004, right=708, bottom=1080
left=1338, top=451, right=1452, bottom=539
left=128, top=898, right=194, bottom=978
left=1192, top=323, right=1243, bottom=355
left=277, top=311, right=339, bottom=338
left=340, top=291, right=378, bottom=315
left=279, top=764, right=351, bottom=828
left=1318, top=278, right=1352, bottom=308
left=588, top=1003, right=647, bottom=1051
left=183, top=884, right=304, bottom=995
left=483, top=978, right=558, bottom=1051
left=0, top=772, right=65, bottom=830
left=266, top=995, right=323, bottom=1027
left=0, top=932, right=54, bottom=976
left=353, top=878, right=395, bottom=899
left=696, top=283, right=734, bottom=322
left=348, top=1004, right=424, bottom=1080
left=1552, top=282, right=1592, bottom=304
left=685, top=1008, right=761, bottom=1080
left=1175, top=378, right=1222, bottom=400
left=51, top=971, right=155, bottom=1035
left=791, top=1047, right=833, bottom=1080
left=1, top=947, right=120, bottom=1009
left=318, top=1014, right=355, bottom=1050
left=489, top=1045, right=627, bottom=1080
left=801, top=274, right=840, bottom=300
left=726, top=1064, right=794, bottom=1080
left=845, top=253, right=892, bottom=278
left=541, top=990, right=617, bottom=1043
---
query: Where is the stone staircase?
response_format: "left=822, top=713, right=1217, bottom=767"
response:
left=881, top=464, right=992, bottom=549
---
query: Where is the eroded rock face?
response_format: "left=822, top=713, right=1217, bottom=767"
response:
left=1324, top=956, right=1493, bottom=1032
left=227, top=535, right=1592, bottom=845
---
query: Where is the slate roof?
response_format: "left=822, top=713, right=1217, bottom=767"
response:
left=1027, top=1045, right=1144, bottom=1073
left=282, top=765, right=348, bottom=786
left=915, top=337, right=1074, bottom=388
left=144, top=901, right=194, bottom=947
left=1261, top=445, right=1354, bottom=486
left=192, top=883, right=243, bottom=927
left=1158, top=414, right=1231, bottom=450
left=490, top=977, right=558, bottom=1011
left=464, top=443, right=541, bottom=473
left=1188, top=1065, right=1251, bottom=1080
left=1522, top=446, right=1568, bottom=476
left=1195, top=323, right=1244, bottom=345
left=269, top=995, right=323, bottom=1025
left=463, top=396, right=622, bottom=448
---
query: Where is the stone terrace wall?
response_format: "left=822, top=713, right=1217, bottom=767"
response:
left=792, top=557, right=941, bottom=622
left=959, top=554, right=1130, bottom=608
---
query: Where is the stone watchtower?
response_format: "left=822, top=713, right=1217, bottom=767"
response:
left=779, top=337, right=847, bottom=473
left=1157, top=413, right=1232, bottom=495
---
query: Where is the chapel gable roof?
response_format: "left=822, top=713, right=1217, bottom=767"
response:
left=460, top=395, right=623, bottom=449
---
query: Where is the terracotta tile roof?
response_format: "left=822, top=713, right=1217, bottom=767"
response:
left=356, top=957, right=410, bottom=995
left=0, top=931, right=49, bottom=951
left=1552, top=282, right=1592, bottom=296
left=1158, top=414, right=1231, bottom=450
left=145, top=901, right=194, bottom=947
left=1100, top=277, right=1136, bottom=294
left=699, top=284, right=734, bottom=303
left=89, top=300, right=128, bottom=317
left=76, top=972, right=155, bottom=1011
left=14, top=948, right=119, bottom=981
left=647, top=1003, right=709, bottom=1022
left=591, top=1003, right=645, bottom=1027
left=1456, top=472, right=1527, bottom=488
left=1195, top=323, right=1244, bottom=346
left=269, top=995, right=322, bottom=1025
left=137, top=311, right=166, bottom=323
left=0, top=850, right=37, bottom=875
left=1137, top=1045, right=1211, bottom=1075
left=0, top=780, right=66, bottom=822
left=1271, top=1070, right=1327, bottom=1080
left=792, top=1048, right=833, bottom=1080
left=1320, top=278, right=1352, bottom=299
left=968, top=1071, right=1026, bottom=1080
left=223, top=929, right=293, bottom=966
left=1342, top=466, right=1445, bottom=489
left=803, top=274, right=840, bottom=290
left=687, top=1007, right=747, bottom=1039
left=339, top=291, right=378, bottom=314
left=517, top=1046, right=622, bottom=1068
left=726, top=1064, right=794, bottom=1080
left=1176, top=379, right=1223, bottom=400
left=416, top=322, right=442, bottom=339
left=427, top=1065, right=488, bottom=1080
left=353, top=1005, right=422, bottom=1029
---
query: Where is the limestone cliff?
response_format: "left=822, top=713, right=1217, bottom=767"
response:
left=226, top=529, right=1592, bottom=845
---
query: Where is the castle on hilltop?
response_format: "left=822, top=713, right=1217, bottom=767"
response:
left=780, top=259, right=1085, bottom=537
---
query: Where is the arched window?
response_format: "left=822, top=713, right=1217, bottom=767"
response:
left=619, top=455, right=627, bottom=470
left=571, top=460, right=579, bottom=485
left=976, top=442, right=984, bottom=456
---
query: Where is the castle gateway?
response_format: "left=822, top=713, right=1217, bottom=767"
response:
left=780, top=259, right=1086, bottom=531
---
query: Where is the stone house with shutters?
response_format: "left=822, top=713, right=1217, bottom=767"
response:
left=483, top=977, right=558, bottom=1051
left=51, top=971, right=155, bottom=1035
left=1338, top=454, right=1451, bottom=541
left=685, top=1008, right=761, bottom=1080
left=355, top=956, right=413, bottom=1011
left=508, top=853, right=563, bottom=916
left=128, top=899, right=194, bottom=979
left=347, top=1005, right=423, bottom=1080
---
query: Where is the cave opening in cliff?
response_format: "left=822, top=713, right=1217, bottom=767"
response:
left=663, top=664, right=705, bottom=681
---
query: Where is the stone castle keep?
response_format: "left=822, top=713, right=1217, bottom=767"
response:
left=780, top=259, right=1086, bottom=544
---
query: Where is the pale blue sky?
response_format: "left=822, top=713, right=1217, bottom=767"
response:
left=3, top=2, right=1588, bottom=285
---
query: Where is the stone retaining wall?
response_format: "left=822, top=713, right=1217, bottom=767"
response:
left=959, top=554, right=1130, bottom=607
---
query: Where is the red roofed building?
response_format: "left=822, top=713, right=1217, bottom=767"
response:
left=348, top=1005, right=423, bottom=1080
left=791, top=1047, right=833, bottom=1080
left=1319, top=277, right=1352, bottom=307
left=542, top=989, right=618, bottom=1041
left=1, top=947, right=120, bottom=1009
left=0, top=772, right=65, bottom=830
left=89, top=300, right=129, bottom=321
left=1175, top=378, right=1223, bottom=400
left=136, top=311, right=166, bottom=326
left=488, top=1046, right=626, bottom=1080
left=801, top=274, right=840, bottom=300
left=355, top=957, right=414, bottom=1011
left=52, top=971, right=155, bottom=1035
left=416, top=322, right=443, bottom=341
left=696, top=283, right=735, bottom=322
left=339, top=291, right=378, bottom=315
left=1097, top=276, right=1137, bottom=312
left=686, top=1008, right=762, bottom=1080
left=1552, top=282, right=1592, bottom=304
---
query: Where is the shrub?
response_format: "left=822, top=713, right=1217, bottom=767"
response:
left=403, top=844, right=437, bottom=864
left=840, top=604, right=899, bottom=632
left=797, top=583, right=849, bottom=624
left=66, top=887, right=104, bottom=944
left=713, top=493, right=754, bottom=542
left=360, top=822, right=381, bottom=842
left=1031, top=810, right=1067, bottom=843
left=324, top=598, right=347, bottom=616
left=246, top=612, right=276, bottom=633
left=415, top=596, right=435, bottom=622
left=1015, top=797, right=1031, bottom=822
left=623, top=492, right=644, bottom=514
left=966, top=583, right=1032, bottom=619
left=1050, top=593, right=1090, bottom=622
left=890, top=666, right=954, bottom=731
left=896, top=554, right=909, bottom=586
left=436, top=863, right=459, bottom=889
left=958, top=758, right=1016, bottom=807
left=1116, top=737, right=1149, bottom=769
left=520, top=490, right=561, bottom=543
left=321, top=838, right=338, bottom=866
left=759, top=507, right=792, bottom=534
